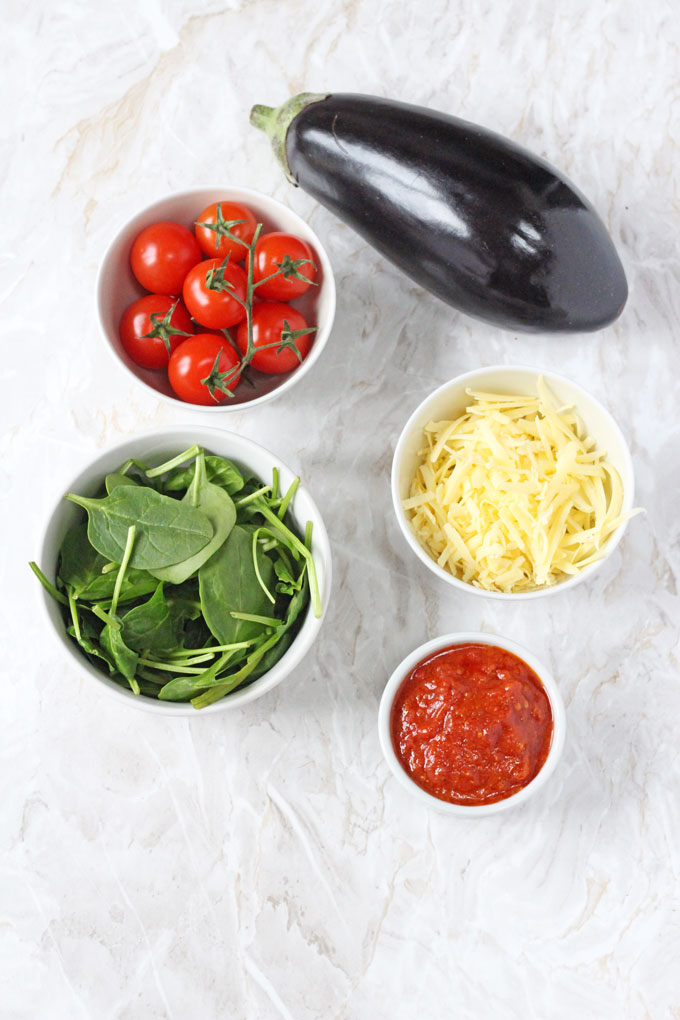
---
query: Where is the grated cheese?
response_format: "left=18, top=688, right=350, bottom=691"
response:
left=403, top=378, right=639, bottom=593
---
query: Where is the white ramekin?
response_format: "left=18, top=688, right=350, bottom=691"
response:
left=378, top=631, right=566, bottom=816
left=392, top=364, right=635, bottom=600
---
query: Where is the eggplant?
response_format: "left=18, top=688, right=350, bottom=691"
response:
left=251, top=93, right=627, bottom=333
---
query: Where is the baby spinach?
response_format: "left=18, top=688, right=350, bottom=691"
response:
left=96, top=523, right=141, bottom=695
left=59, top=522, right=157, bottom=601
left=121, top=583, right=179, bottom=653
left=273, top=553, right=304, bottom=595
left=31, top=445, right=321, bottom=707
left=101, top=624, right=140, bottom=694
left=163, top=455, right=245, bottom=495
left=105, top=472, right=139, bottom=494
left=66, top=486, right=214, bottom=569
left=179, top=611, right=212, bottom=651
left=199, top=525, right=275, bottom=646
left=167, top=593, right=202, bottom=629
left=157, top=648, right=245, bottom=702
left=190, top=630, right=284, bottom=709
left=67, top=618, right=116, bottom=672
left=150, top=453, right=236, bottom=585
left=249, top=574, right=310, bottom=681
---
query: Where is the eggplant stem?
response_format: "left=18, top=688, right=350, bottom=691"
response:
left=250, top=104, right=276, bottom=133
left=249, top=92, right=330, bottom=184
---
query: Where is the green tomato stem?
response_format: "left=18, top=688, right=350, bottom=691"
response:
left=244, top=222, right=263, bottom=367
left=196, top=219, right=316, bottom=390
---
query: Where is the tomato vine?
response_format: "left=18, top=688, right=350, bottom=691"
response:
left=201, top=207, right=318, bottom=400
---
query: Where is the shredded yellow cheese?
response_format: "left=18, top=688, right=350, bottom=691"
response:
left=404, top=378, right=638, bottom=593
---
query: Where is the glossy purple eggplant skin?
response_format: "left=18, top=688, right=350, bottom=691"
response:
left=280, top=94, right=627, bottom=333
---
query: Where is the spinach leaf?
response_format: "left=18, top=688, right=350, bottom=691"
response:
left=157, top=648, right=247, bottom=702
left=58, top=522, right=157, bottom=601
left=66, top=487, right=214, bottom=569
left=121, top=583, right=179, bottom=653
left=105, top=472, right=139, bottom=494
left=163, top=455, right=245, bottom=495
left=199, top=525, right=275, bottom=645
left=167, top=594, right=202, bottom=626
left=100, top=623, right=139, bottom=693
left=134, top=676, right=167, bottom=697
left=149, top=453, right=236, bottom=585
left=189, top=629, right=284, bottom=709
left=67, top=619, right=116, bottom=673
left=274, top=554, right=304, bottom=595
left=110, top=671, right=161, bottom=698
left=249, top=574, right=310, bottom=681
left=179, top=612, right=212, bottom=651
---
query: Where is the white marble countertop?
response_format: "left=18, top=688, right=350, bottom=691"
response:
left=3, top=1, right=679, bottom=1017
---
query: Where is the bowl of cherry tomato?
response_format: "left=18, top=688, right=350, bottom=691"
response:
left=96, top=187, right=336, bottom=409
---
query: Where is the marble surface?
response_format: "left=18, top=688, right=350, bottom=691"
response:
left=3, top=1, right=680, bottom=1017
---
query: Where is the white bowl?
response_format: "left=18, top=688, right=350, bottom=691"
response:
left=36, top=427, right=332, bottom=714
left=378, top=632, right=566, bottom=816
left=96, top=186, right=336, bottom=411
left=392, top=364, right=636, bottom=600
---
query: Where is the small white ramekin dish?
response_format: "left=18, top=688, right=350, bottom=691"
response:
left=35, top=427, right=332, bottom=715
left=96, top=186, right=336, bottom=411
left=378, top=632, right=566, bottom=816
left=392, top=364, right=636, bottom=600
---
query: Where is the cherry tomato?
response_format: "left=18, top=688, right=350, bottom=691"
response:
left=182, top=258, right=247, bottom=329
left=194, top=201, right=257, bottom=261
left=130, top=222, right=203, bottom=294
left=119, top=295, right=194, bottom=369
left=236, top=302, right=315, bottom=374
left=168, top=334, right=242, bottom=405
left=248, top=232, right=317, bottom=300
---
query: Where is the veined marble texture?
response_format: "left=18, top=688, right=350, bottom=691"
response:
left=2, top=0, right=679, bottom=1017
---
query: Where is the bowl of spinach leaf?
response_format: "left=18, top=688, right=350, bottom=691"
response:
left=30, top=428, right=331, bottom=713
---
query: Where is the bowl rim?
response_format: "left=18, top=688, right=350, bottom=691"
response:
left=378, top=631, right=566, bottom=816
left=35, top=425, right=332, bottom=715
left=391, top=362, right=636, bottom=600
left=95, top=185, right=337, bottom=413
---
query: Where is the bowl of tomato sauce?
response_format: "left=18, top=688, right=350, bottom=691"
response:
left=378, top=632, right=566, bottom=816
left=96, top=186, right=336, bottom=411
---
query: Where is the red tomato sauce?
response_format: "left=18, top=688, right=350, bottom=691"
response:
left=390, top=644, right=553, bottom=806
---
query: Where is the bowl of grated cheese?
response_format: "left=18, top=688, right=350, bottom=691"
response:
left=391, top=365, right=640, bottom=598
